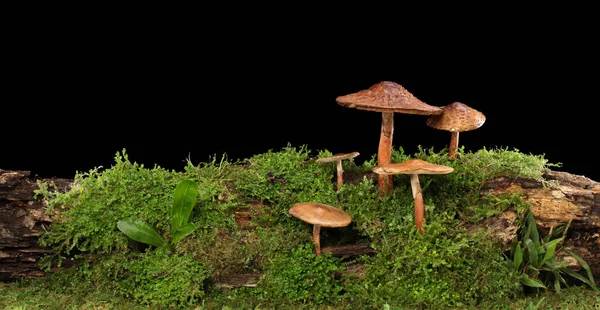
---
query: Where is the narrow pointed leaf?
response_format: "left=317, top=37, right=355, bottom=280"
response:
left=512, top=243, right=523, bottom=271
left=117, top=219, right=166, bottom=248
left=519, top=274, right=546, bottom=288
left=562, top=267, right=595, bottom=288
left=541, top=237, right=564, bottom=265
left=172, top=223, right=196, bottom=245
left=509, top=237, right=519, bottom=257
left=526, top=211, right=540, bottom=248
left=553, top=273, right=561, bottom=292
left=525, top=238, right=539, bottom=267
left=171, top=180, right=199, bottom=232
left=564, top=248, right=599, bottom=291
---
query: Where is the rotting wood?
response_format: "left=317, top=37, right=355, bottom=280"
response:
left=0, top=169, right=72, bottom=282
left=320, top=242, right=378, bottom=260
left=464, top=170, right=600, bottom=285
left=213, top=272, right=261, bottom=289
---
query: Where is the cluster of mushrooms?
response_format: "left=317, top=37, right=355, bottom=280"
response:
left=289, top=81, right=486, bottom=254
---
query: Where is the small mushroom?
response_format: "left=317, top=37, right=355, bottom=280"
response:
left=372, top=159, right=454, bottom=234
left=316, top=152, right=360, bottom=190
left=289, top=202, right=352, bottom=255
left=336, top=81, right=442, bottom=193
left=425, top=102, right=486, bottom=159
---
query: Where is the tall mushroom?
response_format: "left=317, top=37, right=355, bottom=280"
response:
left=288, top=202, right=352, bottom=255
left=425, top=102, right=486, bottom=159
left=336, top=81, right=443, bottom=193
left=372, top=159, right=453, bottom=234
left=315, top=151, right=360, bottom=191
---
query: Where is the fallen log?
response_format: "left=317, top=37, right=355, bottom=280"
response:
left=1, top=168, right=598, bottom=288
left=465, top=170, right=600, bottom=285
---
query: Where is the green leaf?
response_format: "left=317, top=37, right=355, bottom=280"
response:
left=542, top=259, right=563, bottom=272
left=546, top=220, right=571, bottom=241
left=512, top=243, right=523, bottom=271
left=540, top=237, right=564, bottom=266
left=564, top=248, right=599, bottom=291
left=525, top=238, right=539, bottom=267
left=172, top=223, right=197, bottom=245
left=526, top=211, right=540, bottom=249
left=552, top=271, right=562, bottom=292
left=171, top=180, right=199, bottom=233
left=519, top=274, right=546, bottom=289
left=117, top=219, right=166, bottom=248
left=562, top=267, right=595, bottom=288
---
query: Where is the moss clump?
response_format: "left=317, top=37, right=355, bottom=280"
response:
left=109, top=247, right=210, bottom=308
left=255, top=242, right=345, bottom=305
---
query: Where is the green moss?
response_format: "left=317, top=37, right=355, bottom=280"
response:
left=255, top=242, right=345, bottom=305
left=11, top=144, right=595, bottom=309
left=344, top=228, right=522, bottom=308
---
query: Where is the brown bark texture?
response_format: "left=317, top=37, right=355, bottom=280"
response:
left=1, top=168, right=598, bottom=288
left=0, top=169, right=72, bottom=282
left=464, top=170, right=600, bottom=286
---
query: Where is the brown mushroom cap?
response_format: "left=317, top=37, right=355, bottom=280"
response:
left=335, top=81, right=443, bottom=115
left=426, top=102, right=486, bottom=132
left=289, top=202, right=352, bottom=228
left=372, top=158, right=454, bottom=175
left=315, top=152, right=360, bottom=163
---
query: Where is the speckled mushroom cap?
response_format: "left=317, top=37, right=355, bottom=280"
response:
left=426, top=102, right=486, bottom=132
left=315, top=152, right=360, bottom=163
left=336, top=81, right=443, bottom=115
left=289, top=202, right=352, bottom=228
left=372, top=159, right=454, bottom=175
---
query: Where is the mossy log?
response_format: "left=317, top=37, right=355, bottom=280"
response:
left=465, top=170, right=600, bottom=285
left=1, top=168, right=598, bottom=288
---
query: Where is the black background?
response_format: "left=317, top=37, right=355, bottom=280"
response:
left=3, top=12, right=598, bottom=182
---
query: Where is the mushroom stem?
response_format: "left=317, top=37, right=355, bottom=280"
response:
left=378, top=112, right=395, bottom=193
left=335, top=160, right=343, bottom=190
left=313, top=224, right=322, bottom=255
left=409, top=174, right=424, bottom=234
left=449, top=132, right=460, bottom=159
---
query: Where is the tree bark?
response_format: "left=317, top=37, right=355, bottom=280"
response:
left=0, top=169, right=72, bottom=282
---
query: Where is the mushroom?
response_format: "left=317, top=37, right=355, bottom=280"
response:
left=425, top=102, right=486, bottom=159
left=336, top=81, right=442, bottom=193
left=288, top=202, right=352, bottom=255
left=372, top=159, right=454, bottom=234
left=315, top=151, right=360, bottom=190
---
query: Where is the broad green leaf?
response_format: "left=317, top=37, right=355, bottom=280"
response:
left=171, top=180, right=199, bottom=233
left=519, top=274, right=546, bottom=288
left=172, top=223, right=196, bottom=245
left=512, top=243, right=523, bottom=271
left=526, top=211, right=540, bottom=248
left=540, top=237, right=564, bottom=266
left=117, top=219, right=166, bottom=248
left=525, top=238, right=539, bottom=267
